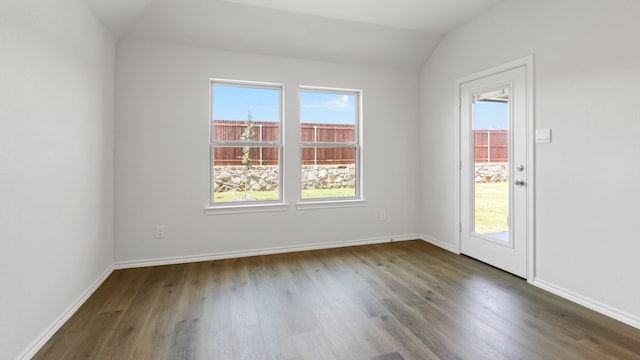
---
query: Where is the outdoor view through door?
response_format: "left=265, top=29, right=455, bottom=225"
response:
left=474, top=89, right=509, bottom=242
left=460, top=63, right=529, bottom=279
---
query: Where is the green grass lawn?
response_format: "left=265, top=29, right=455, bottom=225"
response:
left=213, top=188, right=355, bottom=202
left=475, top=182, right=509, bottom=234
left=214, top=184, right=507, bottom=235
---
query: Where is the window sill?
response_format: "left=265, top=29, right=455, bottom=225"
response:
left=203, top=202, right=289, bottom=215
left=296, top=198, right=367, bottom=210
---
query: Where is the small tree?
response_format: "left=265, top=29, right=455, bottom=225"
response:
left=240, top=111, right=255, bottom=199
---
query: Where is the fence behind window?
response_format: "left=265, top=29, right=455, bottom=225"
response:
left=212, top=121, right=508, bottom=165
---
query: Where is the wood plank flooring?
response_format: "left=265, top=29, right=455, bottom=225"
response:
left=34, top=241, right=640, bottom=359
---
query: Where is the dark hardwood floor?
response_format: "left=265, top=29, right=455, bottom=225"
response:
left=35, top=240, right=640, bottom=359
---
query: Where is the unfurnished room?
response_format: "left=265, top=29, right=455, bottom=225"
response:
left=2, top=0, right=640, bottom=359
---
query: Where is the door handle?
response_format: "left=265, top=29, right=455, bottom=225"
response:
left=514, top=179, right=525, bottom=186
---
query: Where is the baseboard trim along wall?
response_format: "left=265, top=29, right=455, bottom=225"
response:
left=114, top=235, right=421, bottom=270
left=533, top=278, right=640, bottom=331
left=19, top=236, right=640, bottom=358
left=17, top=265, right=115, bottom=360
left=419, top=234, right=459, bottom=254
left=421, top=233, right=640, bottom=331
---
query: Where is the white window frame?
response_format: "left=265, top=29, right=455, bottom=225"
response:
left=205, top=79, right=287, bottom=214
left=297, top=86, right=365, bottom=209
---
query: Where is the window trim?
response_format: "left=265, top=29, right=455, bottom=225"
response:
left=298, top=86, right=363, bottom=204
left=208, top=79, right=285, bottom=209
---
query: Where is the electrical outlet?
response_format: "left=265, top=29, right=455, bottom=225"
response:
left=379, top=211, right=387, bottom=222
left=155, top=225, right=166, bottom=239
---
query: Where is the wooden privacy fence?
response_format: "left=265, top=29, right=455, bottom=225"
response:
left=212, top=121, right=508, bottom=165
left=212, top=120, right=280, bottom=166
left=211, top=120, right=355, bottom=166
left=474, top=130, right=508, bottom=163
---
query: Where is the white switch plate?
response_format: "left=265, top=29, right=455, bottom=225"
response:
left=155, top=225, right=166, bottom=239
left=535, top=128, right=552, bottom=144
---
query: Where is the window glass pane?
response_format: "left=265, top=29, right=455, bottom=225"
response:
left=213, top=145, right=279, bottom=167
left=300, top=88, right=360, bottom=201
left=301, top=147, right=355, bottom=166
left=211, top=120, right=280, bottom=143
left=300, top=91, right=356, bottom=143
left=212, top=84, right=280, bottom=142
left=301, top=147, right=357, bottom=199
left=211, top=81, right=282, bottom=206
left=473, top=89, right=510, bottom=240
left=212, top=146, right=280, bottom=203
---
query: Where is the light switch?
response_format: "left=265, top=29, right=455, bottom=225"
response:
left=536, top=129, right=551, bottom=144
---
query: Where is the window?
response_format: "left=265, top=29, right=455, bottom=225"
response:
left=300, top=87, right=362, bottom=201
left=210, top=80, right=283, bottom=206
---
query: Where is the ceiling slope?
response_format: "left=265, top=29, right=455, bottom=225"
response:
left=84, top=0, right=152, bottom=36
left=85, top=0, right=505, bottom=69
left=223, top=0, right=504, bottom=33
left=125, top=0, right=441, bottom=69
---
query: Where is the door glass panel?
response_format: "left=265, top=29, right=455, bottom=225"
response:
left=472, top=88, right=509, bottom=242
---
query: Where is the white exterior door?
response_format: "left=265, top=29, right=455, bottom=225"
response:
left=459, top=65, right=530, bottom=278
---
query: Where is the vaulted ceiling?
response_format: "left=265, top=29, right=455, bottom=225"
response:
left=84, top=0, right=505, bottom=69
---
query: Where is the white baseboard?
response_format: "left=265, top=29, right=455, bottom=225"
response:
left=18, top=236, right=419, bottom=359
left=533, top=278, right=640, bottom=330
left=17, top=264, right=115, bottom=360
left=114, top=235, right=420, bottom=269
left=417, top=235, right=640, bottom=331
left=419, top=234, right=460, bottom=254
left=22, top=237, right=640, bottom=360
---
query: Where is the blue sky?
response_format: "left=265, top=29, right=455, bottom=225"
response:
left=212, top=85, right=281, bottom=121
left=213, top=84, right=503, bottom=128
left=212, top=85, right=356, bottom=124
left=474, top=100, right=509, bottom=130
left=300, top=91, right=356, bottom=124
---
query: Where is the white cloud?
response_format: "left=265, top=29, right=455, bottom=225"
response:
left=302, top=94, right=350, bottom=111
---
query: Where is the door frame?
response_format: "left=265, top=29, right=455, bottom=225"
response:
left=454, top=55, right=536, bottom=284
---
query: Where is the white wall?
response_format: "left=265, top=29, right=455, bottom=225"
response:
left=0, top=0, right=115, bottom=358
left=115, top=40, right=420, bottom=263
left=420, top=0, right=640, bottom=324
